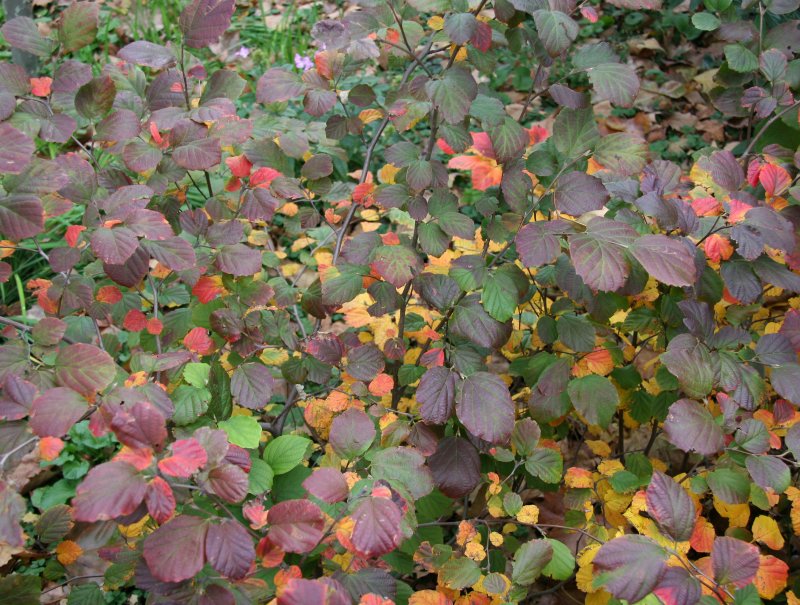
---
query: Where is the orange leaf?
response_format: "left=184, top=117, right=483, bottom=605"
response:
left=754, top=555, right=788, bottom=599
left=704, top=234, right=733, bottom=263
left=56, top=540, right=83, bottom=565
left=65, top=225, right=86, bottom=248
left=146, top=318, right=163, bottom=335
left=39, top=436, right=64, bottom=461
left=690, top=197, right=721, bottom=217
left=409, top=592, right=453, bottom=605
left=727, top=198, right=753, bottom=223
left=30, top=77, right=52, bottom=97
left=368, top=373, right=394, bottom=397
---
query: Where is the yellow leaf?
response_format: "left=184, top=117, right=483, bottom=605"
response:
left=464, top=541, right=486, bottom=562
left=428, top=15, right=444, bottom=30
left=359, top=108, right=384, bottom=124
left=752, top=515, right=785, bottom=550
left=714, top=499, right=750, bottom=528
left=516, top=505, right=539, bottom=525
left=378, top=163, right=400, bottom=184
left=586, top=440, right=612, bottom=457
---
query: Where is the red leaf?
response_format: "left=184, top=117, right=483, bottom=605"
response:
left=183, top=327, right=215, bottom=355
left=470, top=21, right=492, bottom=51
left=225, top=154, right=252, bottom=178
left=145, top=477, right=176, bottom=524
left=758, top=163, right=791, bottom=197
left=158, top=438, right=208, bottom=477
left=123, top=309, right=147, bottom=332
left=267, top=499, right=325, bottom=553
left=207, top=463, right=248, bottom=503
left=192, top=275, right=224, bottom=303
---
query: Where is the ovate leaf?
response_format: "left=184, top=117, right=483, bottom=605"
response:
left=587, top=63, right=640, bottom=106
left=143, top=515, right=208, bottom=582
left=179, top=0, right=236, bottom=48
left=630, top=235, right=697, bottom=286
left=456, top=372, right=515, bottom=444
left=592, top=535, right=668, bottom=603
left=663, top=399, right=724, bottom=456
left=567, top=375, right=618, bottom=428
left=645, top=471, right=696, bottom=541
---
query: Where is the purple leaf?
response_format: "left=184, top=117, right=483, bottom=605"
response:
left=231, top=363, right=274, bottom=409
left=645, top=471, right=696, bottom=541
left=143, top=515, right=208, bottom=582
left=73, top=461, right=147, bottom=522
left=29, top=387, right=88, bottom=437
left=711, top=536, right=760, bottom=586
left=417, top=367, right=459, bottom=424
left=179, top=0, right=236, bottom=48
left=428, top=436, right=481, bottom=498
left=0, top=124, right=36, bottom=175
left=303, top=467, right=349, bottom=503
left=652, top=567, right=702, bottom=605
left=630, top=234, right=697, bottom=286
left=456, top=372, right=514, bottom=444
left=118, top=41, right=177, bottom=69
left=1, top=16, right=54, bottom=56
left=173, top=137, right=221, bottom=170
left=554, top=171, right=609, bottom=215
left=329, top=408, right=376, bottom=459
left=54, top=344, right=116, bottom=396
left=663, top=398, right=724, bottom=456
left=0, top=195, right=44, bottom=240
left=215, top=243, right=262, bottom=276
left=90, top=227, right=139, bottom=265
left=351, top=496, right=404, bottom=558
left=205, top=519, right=254, bottom=580
left=592, top=535, right=668, bottom=603
left=256, top=68, right=307, bottom=103
left=141, top=237, right=196, bottom=271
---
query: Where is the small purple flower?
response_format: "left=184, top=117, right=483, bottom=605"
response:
left=233, top=46, right=250, bottom=59
left=294, top=53, right=314, bottom=71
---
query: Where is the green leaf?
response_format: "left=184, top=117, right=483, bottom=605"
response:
left=490, top=117, right=529, bottom=163
left=425, top=65, right=478, bottom=124
left=725, top=44, right=759, bottom=73
left=482, top=271, right=520, bottom=322
left=541, top=539, right=575, bottom=580
left=67, top=583, right=104, bottom=605
left=440, top=556, right=482, bottom=589
left=370, top=245, right=422, bottom=288
left=218, top=416, right=262, bottom=449
left=263, top=435, right=311, bottom=475
left=556, top=314, right=596, bottom=352
left=593, top=132, right=648, bottom=176
left=553, top=108, right=599, bottom=160
left=707, top=468, right=751, bottom=504
left=183, top=362, right=210, bottom=388
left=533, top=10, right=578, bottom=56
left=248, top=458, right=274, bottom=494
left=444, top=12, right=478, bottom=44
left=512, top=540, right=554, bottom=586
left=692, top=12, right=721, bottom=31
left=58, top=2, right=99, bottom=53
left=586, top=63, right=640, bottom=106
left=525, top=448, right=563, bottom=484
left=567, top=375, right=619, bottom=428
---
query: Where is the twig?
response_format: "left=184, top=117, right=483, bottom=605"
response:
left=740, top=98, right=800, bottom=161
left=332, top=37, right=436, bottom=264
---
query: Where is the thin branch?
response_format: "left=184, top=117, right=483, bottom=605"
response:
left=740, top=98, right=800, bottom=161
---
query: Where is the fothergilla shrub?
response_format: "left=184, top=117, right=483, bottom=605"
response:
left=2, top=0, right=800, bottom=603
